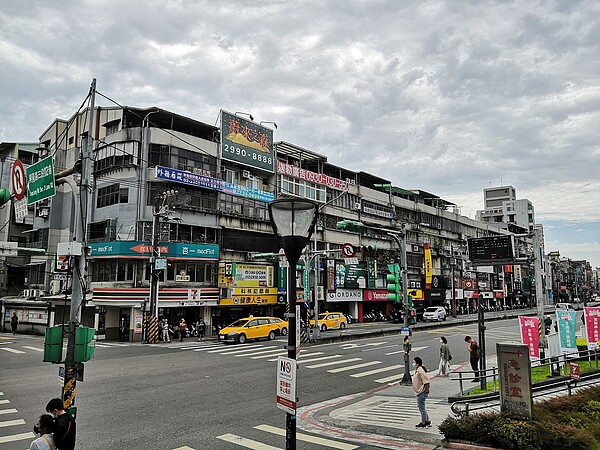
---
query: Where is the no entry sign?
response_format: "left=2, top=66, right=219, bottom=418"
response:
left=11, top=159, right=26, bottom=201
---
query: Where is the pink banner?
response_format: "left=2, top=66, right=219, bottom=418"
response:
left=519, top=316, right=540, bottom=360
left=584, top=307, right=600, bottom=350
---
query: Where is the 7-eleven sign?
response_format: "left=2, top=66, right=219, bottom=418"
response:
left=188, top=289, right=200, bottom=302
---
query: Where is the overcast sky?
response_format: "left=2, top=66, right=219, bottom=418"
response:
left=1, top=0, right=599, bottom=268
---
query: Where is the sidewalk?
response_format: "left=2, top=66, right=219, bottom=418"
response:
left=298, top=357, right=500, bottom=449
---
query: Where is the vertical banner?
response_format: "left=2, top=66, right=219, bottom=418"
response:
left=278, top=267, right=287, bottom=293
left=584, top=307, right=600, bottom=350
left=326, top=259, right=335, bottom=291
left=424, top=243, right=432, bottom=289
left=519, top=316, right=540, bottom=363
left=556, top=310, right=578, bottom=356
left=303, top=269, right=310, bottom=303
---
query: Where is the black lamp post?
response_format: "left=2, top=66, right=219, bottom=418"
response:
left=268, top=198, right=317, bottom=450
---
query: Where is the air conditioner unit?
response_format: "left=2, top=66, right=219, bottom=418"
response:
left=50, top=280, right=61, bottom=295
left=317, top=286, right=325, bottom=301
left=242, top=170, right=251, bottom=178
left=353, top=202, right=361, bottom=211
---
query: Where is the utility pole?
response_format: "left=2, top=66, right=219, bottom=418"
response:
left=532, top=227, right=547, bottom=359
left=63, top=78, right=96, bottom=411
left=147, top=190, right=178, bottom=344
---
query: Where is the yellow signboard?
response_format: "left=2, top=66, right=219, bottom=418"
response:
left=220, top=295, right=278, bottom=306
left=218, top=263, right=274, bottom=288
left=407, top=289, right=424, bottom=300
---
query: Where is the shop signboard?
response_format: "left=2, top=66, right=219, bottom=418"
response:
left=497, top=343, right=533, bottom=420
left=326, top=289, right=362, bottom=302
left=335, top=262, right=368, bottom=289
left=231, top=264, right=274, bottom=287
left=88, top=241, right=219, bottom=260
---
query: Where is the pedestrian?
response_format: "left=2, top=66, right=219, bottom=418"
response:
left=464, top=335, right=480, bottom=382
left=197, top=318, right=206, bottom=341
left=29, top=414, right=56, bottom=450
left=161, top=319, right=170, bottom=342
left=178, top=318, right=187, bottom=342
left=412, top=356, right=431, bottom=428
left=438, top=336, right=451, bottom=376
left=10, top=312, right=18, bottom=335
left=45, top=398, right=76, bottom=450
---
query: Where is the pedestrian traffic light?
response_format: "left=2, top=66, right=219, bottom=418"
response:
left=0, top=189, right=10, bottom=206
left=386, top=263, right=401, bottom=302
left=74, top=326, right=96, bottom=362
left=408, top=307, right=417, bottom=325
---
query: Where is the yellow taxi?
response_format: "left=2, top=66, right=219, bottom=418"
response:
left=218, top=317, right=288, bottom=344
left=310, top=312, right=347, bottom=332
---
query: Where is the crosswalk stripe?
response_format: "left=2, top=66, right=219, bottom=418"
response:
left=305, top=358, right=362, bottom=369
left=0, top=419, right=25, bottom=428
left=374, top=373, right=406, bottom=383
left=94, top=343, right=113, bottom=348
left=207, top=345, right=271, bottom=355
left=251, top=351, right=287, bottom=359
left=216, top=433, right=281, bottom=449
left=255, top=424, right=358, bottom=449
left=0, top=409, right=18, bottom=415
left=350, top=364, right=403, bottom=378
left=0, top=348, right=26, bottom=354
left=0, top=432, right=35, bottom=444
left=215, top=346, right=278, bottom=356
left=22, top=346, right=43, bottom=352
left=327, top=361, right=382, bottom=373
left=297, top=354, right=343, bottom=364
left=0, top=400, right=10, bottom=405
left=173, top=446, right=195, bottom=450
left=266, top=351, right=324, bottom=362
left=385, top=345, right=427, bottom=356
left=235, top=348, right=286, bottom=357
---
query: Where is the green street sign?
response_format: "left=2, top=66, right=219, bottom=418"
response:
left=26, top=156, right=55, bottom=205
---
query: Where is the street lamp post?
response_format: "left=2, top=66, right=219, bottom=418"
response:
left=269, top=198, right=317, bottom=450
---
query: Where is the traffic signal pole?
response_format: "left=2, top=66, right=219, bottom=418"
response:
left=63, top=78, right=96, bottom=411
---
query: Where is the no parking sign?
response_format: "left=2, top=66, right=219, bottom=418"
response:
left=276, top=356, right=297, bottom=414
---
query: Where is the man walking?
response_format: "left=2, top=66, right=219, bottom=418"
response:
left=465, top=335, right=480, bottom=382
left=412, top=356, right=430, bottom=428
left=10, top=312, right=18, bottom=335
left=197, top=318, right=206, bottom=341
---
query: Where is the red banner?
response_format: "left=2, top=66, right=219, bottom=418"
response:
left=519, top=316, right=540, bottom=361
left=584, top=307, right=600, bottom=350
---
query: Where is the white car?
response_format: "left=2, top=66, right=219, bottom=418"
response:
left=423, top=306, right=447, bottom=322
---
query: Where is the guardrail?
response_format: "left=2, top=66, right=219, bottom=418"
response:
left=450, top=348, right=600, bottom=416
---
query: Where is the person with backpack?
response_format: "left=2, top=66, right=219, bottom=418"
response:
left=45, top=398, right=76, bottom=450
left=438, top=336, right=452, bottom=376
left=465, top=335, right=480, bottom=382
left=412, top=356, right=431, bottom=428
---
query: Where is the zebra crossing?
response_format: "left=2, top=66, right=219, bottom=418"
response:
left=0, top=340, right=134, bottom=357
left=165, top=340, right=437, bottom=386
left=0, top=392, right=34, bottom=448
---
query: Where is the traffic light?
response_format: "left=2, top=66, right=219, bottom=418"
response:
left=386, top=263, right=401, bottom=302
left=0, top=189, right=10, bottom=206
left=43, top=326, right=64, bottom=363
left=74, top=326, right=96, bottom=362
left=336, top=220, right=366, bottom=233
left=408, top=307, right=417, bottom=325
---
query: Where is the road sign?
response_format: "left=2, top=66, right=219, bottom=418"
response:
left=341, top=243, right=355, bottom=258
left=11, top=159, right=26, bottom=201
left=26, top=157, right=55, bottom=205
left=13, top=198, right=28, bottom=220
left=276, top=356, right=297, bottom=414
left=0, top=241, right=18, bottom=257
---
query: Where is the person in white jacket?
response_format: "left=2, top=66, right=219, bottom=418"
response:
left=29, top=414, right=56, bottom=450
left=438, top=336, right=452, bottom=376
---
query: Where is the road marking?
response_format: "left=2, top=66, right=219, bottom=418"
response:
left=350, top=364, right=403, bottom=378
left=173, top=447, right=195, bottom=450
left=0, top=348, right=26, bottom=354
left=374, top=373, right=406, bottom=383
left=339, top=341, right=387, bottom=349
left=266, top=351, right=325, bottom=362
left=206, top=345, right=269, bottom=354
left=360, top=344, right=399, bottom=352
left=235, top=348, right=287, bottom=357
left=94, top=343, right=113, bottom=348
left=251, top=351, right=287, bottom=359
left=0, top=409, right=18, bottom=415
left=385, top=345, right=427, bottom=356
left=305, top=358, right=362, bottom=369
left=0, top=400, right=9, bottom=405
left=255, top=424, right=358, bottom=449
left=22, top=346, right=43, bottom=352
left=297, top=355, right=342, bottom=364
left=216, top=433, right=281, bottom=449
left=213, top=346, right=278, bottom=356
left=0, top=432, right=35, bottom=444
left=0, top=419, right=25, bottom=428
left=328, top=361, right=382, bottom=373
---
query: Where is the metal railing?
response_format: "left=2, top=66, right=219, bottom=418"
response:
left=450, top=348, right=600, bottom=416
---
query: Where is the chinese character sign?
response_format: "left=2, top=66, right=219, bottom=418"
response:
left=584, top=307, right=600, bottom=350
left=556, top=309, right=578, bottom=354
left=220, top=110, right=274, bottom=172
left=519, top=316, right=540, bottom=361
left=497, top=343, right=533, bottom=420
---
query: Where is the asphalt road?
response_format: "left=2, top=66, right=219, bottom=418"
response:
left=0, top=316, right=543, bottom=450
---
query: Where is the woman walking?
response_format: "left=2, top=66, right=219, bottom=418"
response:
left=438, top=336, right=451, bottom=376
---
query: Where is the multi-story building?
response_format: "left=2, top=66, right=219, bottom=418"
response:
left=476, top=186, right=534, bottom=233
left=2, top=105, right=545, bottom=339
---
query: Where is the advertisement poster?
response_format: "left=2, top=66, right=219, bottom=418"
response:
left=519, top=316, right=540, bottom=363
left=584, top=307, right=600, bottom=350
left=497, top=343, right=533, bottom=420
left=556, top=309, right=578, bottom=355
left=335, top=262, right=368, bottom=289
left=424, top=243, right=433, bottom=289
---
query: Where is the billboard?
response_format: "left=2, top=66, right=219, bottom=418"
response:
left=220, top=110, right=274, bottom=172
left=468, top=236, right=514, bottom=263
